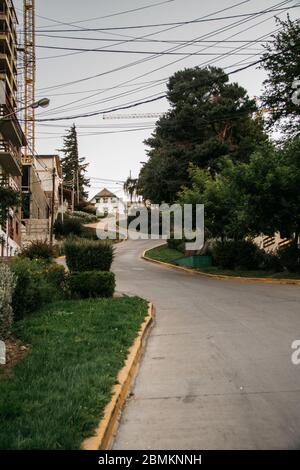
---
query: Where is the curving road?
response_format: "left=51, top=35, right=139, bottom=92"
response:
left=112, top=239, right=300, bottom=450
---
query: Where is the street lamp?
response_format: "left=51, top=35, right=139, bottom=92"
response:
left=1, top=98, right=50, bottom=120
left=30, top=98, right=50, bottom=110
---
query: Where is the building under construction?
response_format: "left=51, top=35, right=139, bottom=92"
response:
left=0, top=0, right=26, bottom=256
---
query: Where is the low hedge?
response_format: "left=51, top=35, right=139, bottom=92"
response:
left=212, top=240, right=263, bottom=270
left=277, top=245, right=300, bottom=273
left=67, top=271, right=116, bottom=299
left=19, top=240, right=54, bottom=262
left=64, top=238, right=114, bottom=272
left=54, top=216, right=83, bottom=238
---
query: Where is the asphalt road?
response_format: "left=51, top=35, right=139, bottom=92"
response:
left=112, top=239, right=300, bottom=450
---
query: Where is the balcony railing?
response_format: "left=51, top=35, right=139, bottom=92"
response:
left=0, top=138, right=22, bottom=175
left=0, top=103, right=26, bottom=147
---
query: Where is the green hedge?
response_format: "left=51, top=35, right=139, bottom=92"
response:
left=212, top=240, right=263, bottom=270
left=54, top=216, right=83, bottom=238
left=10, top=259, right=65, bottom=321
left=19, top=240, right=54, bottom=262
left=64, top=238, right=114, bottom=272
left=277, top=245, right=300, bottom=273
left=67, top=271, right=116, bottom=299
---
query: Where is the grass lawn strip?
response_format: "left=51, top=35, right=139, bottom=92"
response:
left=0, top=297, right=148, bottom=450
left=145, top=244, right=300, bottom=280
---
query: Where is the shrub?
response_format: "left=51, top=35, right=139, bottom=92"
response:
left=19, top=240, right=54, bottom=262
left=80, top=227, right=99, bottom=240
left=70, top=211, right=97, bottom=223
left=167, top=238, right=186, bottom=253
left=67, top=271, right=115, bottom=299
left=212, top=239, right=263, bottom=270
left=277, top=245, right=300, bottom=273
left=0, top=264, right=16, bottom=340
left=44, top=264, right=67, bottom=291
left=54, top=216, right=83, bottom=238
left=260, top=251, right=283, bottom=272
left=10, top=259, right=59, bottom=321
left=74, top=201, right=97, bottom=215
left=65, top=238, right=114, bottom=273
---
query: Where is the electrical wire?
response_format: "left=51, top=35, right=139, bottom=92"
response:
left=33, top=5, right=299, bottom=32
left=36, top=0, right=252, bottom=92
left=35, top=1, right=291, bottom=119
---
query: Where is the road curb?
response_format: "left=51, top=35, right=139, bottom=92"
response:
left=142, top=249, right=300, bottom=286
left=81, top=303, right=154, bottom=451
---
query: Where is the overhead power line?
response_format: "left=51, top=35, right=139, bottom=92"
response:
left=24, top=0, right=177, bottom=29
left=33, top=5, right=299, bottom=32
left=34, top=45, right=265, bottom=56
left=35, top=0, right=253, bottom=91
left=36, top=2, right=291, bottom=118
left=22, top=56, right=275, bottom=123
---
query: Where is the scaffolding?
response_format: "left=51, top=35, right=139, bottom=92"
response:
left=23, top=0, right=35, bottom=164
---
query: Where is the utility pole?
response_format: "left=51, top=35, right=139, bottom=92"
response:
left=76, top=168, right=80, bottom=205
left=71, top=175, right=75, bottom=213
left=61, top=178, right=64, bottom=223
left=50, top=167, right=55, bottom=246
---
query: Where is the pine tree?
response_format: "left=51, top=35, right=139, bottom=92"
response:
left=59, top=124, right=90, bottom=204
left=261, top=16, right=300, bottom=138
left=138, top=66, right=267, bottom=203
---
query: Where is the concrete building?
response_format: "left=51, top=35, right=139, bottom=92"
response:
left=90, top=188, right=123, bottom=217
left=35, top=154, right=62, bottom=217
left=0, top=0, right=26, bottom=256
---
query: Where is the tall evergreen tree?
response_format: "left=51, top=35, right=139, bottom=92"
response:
left=261, top=16, right=300, bottom=138
left=138, top=66, right=267, bottom=203
left=59, top=124, right=90, bottom=203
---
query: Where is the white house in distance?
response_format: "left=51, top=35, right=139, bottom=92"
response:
left=90, top=188, right=123, bottom=217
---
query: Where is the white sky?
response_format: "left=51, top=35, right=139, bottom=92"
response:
left=13, top=0, right=299, bottom=198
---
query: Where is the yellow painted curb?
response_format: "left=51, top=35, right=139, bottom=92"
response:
left=142, top=249, right=300, bottom=286
left=81, top=303, right=154, bottom=451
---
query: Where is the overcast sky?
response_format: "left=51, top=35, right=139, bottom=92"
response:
left=13, top=0, right=299, bottom=198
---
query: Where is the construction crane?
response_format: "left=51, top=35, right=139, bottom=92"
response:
left=23, top=0, right=35, bottom=164
left=102, top=112, right=164, bottom=120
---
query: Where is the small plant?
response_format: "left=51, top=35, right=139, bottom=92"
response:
left=64, top=238, right=114, bottom=273
left=0, top=264, right=16, bottom=340
left=19, top=241, right=54, bottom=262
left=67, top=271, right=116, bottom=298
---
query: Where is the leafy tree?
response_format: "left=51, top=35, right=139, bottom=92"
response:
left=179, top=162, right=249, bottom=241
left=123, top=176, right=139, bottom=203
left=59, top=124, right=90, bottom=201
left=179, top=139, right=300, bottom=245
left=261, top=16, right=300, bottom=138
left=139, top=66, right=266, bottom=203
left=0, top=186, right=21, bottom=227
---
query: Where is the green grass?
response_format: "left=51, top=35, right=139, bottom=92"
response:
left=0, top=297, right=148, bottom=450
left=145, top=244, right=300, bottom=280
left=145, top=244, right=183, bottom=264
